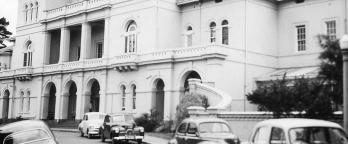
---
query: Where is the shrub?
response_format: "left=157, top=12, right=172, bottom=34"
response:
left=175, top=93, right=208, bottom=127
left=134, top=109, right=161, bottom=132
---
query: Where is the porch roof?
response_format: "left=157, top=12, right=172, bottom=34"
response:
left=256, top=66, right=320, bottom=81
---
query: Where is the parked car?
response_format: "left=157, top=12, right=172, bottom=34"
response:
left=0, top=120, right=58, bottom=144
left=78, top=112, right=106, bottom=138
left=169, top=117, right=240, bottom=144
left=249, top=118, right=348, bottom=144
left=99, top=113, right=144, bottom=144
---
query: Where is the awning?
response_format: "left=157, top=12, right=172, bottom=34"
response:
left=256, top=66, right=320, bottom=81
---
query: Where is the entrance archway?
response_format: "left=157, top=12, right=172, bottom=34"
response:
left=47, top=84, right=56, bottom=120
left=153, top=79, right=165, bottom=121
left=2, top=90, right=10, bottom=119
left=90, top=81, right=100, bottom=112
left=183, top=71, right=201, bottom=92
left=66, top=82, right=77, bottom=120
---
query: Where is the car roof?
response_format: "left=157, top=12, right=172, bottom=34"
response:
left=107, top=113, right=133, bottom=116
left=256, top=118, right=342, bottom=130
left=182, top=117, right=229, bottom=124
left=0, top=120, right=50, bottom=134
left=85, top=112, right=106, bottom=115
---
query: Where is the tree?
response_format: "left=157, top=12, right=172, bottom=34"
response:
left=317, top=35, right=342, bottom=109
left=175, top=93, right=208, bottom=126
left=246, top=76, right=333, bottom=119
left=0, top=17, right=13, bottom=49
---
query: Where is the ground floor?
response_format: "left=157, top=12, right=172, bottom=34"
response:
left=0, top=58, right=272, bottom=121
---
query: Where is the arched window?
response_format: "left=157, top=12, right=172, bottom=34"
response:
left=221, top=20, right=229, bottom=45
left=26, top=91, right=31, bottom=112
left=25, top=5, right=28, bottom=23
left=186, top=26, right=193, bottom=47
left=121, top=85, right=126, bottom=111
left=125, top=21, right=137, bottom=53
left=23, top=41, right=33, bottom=67
left=209, top=22, right=216, bottom=43
left=35, top=2, right=39, bottom=21
left=20, top=91, right=24, bottom=112
left=131, top=85, right=136, bottom=110
left=30, top=3, right=34, bottom=21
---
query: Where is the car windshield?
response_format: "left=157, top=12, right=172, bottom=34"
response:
left=89, top=114, right=105, bottom=120
left=110, top=115, right=133, bottom=123
left=199, top=122, right=231, bottom=133
left=289, top=127, right=348, bottom=144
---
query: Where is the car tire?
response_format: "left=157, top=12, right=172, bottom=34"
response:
left=137, top=139, right=142, bottom=144
left=79, top=129, right=84, bottom=137
left=101, top=132, right=105, bottom=142
left=87, top=129, right=92, bottom=139
left=112, top=140, right=118, bottom=144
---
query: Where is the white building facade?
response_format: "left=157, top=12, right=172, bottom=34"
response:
left=0, top=0, right=345, bottom=121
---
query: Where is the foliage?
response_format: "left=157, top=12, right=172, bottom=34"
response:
left=0, top=17, right=12, bottom=49
left=317, top=35, right=343, bottom=107
left=175, top=93, right=208, bottom=126
left=134, top=110, right=161, bottom=132
left=246, top=76, right=333, bottom=119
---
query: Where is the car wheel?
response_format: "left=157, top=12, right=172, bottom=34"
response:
left=100, top=132, right=105, bottom=142
left=137, top=139, right=142, bottom=144
left=79, top=129, right=84, bottom=137
left=87, top=129, right=92, bottom=139
left=112, top=140, right=118, bottom=144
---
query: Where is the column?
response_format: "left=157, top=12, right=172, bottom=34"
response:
left=81, top=22, right=91, bottom=60
left=43, top=30, right=51, bottom=65
left=163, top=90, right=172, bottom=121
left=59, top=27, right=70, bottom=63
left=75, top=87, right=84, bottom=120
left=103, top=9, right=111, bottom=58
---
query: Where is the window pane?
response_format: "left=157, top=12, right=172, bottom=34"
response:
left=178, top=123, right=187, bottom=133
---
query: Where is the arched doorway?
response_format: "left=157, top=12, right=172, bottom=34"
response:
left=153, top=79, right=165, bottom=121
left=2, top=90, right=10, bottom=119
left=67, top=82, right=77, bottom=120
left=90, top=81, right=100, bottom=112
left=47, top=84, right=56, bottom=120
left=183, top=71, right=201, bottom=92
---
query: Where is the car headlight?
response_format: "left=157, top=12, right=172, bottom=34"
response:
left=139, top=127, right=144, bottom=133
left=112, top=127, right=120, bottom=133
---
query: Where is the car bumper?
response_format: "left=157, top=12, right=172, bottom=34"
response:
left=113, top=136, right=144, bottom=140
left=88, top=129, right=100, bottom=135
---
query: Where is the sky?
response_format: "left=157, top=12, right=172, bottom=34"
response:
left=0, top=0, right=18, bottom=36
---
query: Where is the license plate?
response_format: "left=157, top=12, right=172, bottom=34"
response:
left=126, top=135, right=135, bottom=139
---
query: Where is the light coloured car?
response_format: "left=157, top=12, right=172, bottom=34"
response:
left=78, top=112, right=106, bottom=138
left=249, top=118, right=348, bottom=144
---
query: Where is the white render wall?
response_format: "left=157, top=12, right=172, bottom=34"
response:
left=1, top=0, right=347, bottom=120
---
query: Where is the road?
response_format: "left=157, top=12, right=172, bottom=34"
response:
left=53, top=131, right=168, bottom=144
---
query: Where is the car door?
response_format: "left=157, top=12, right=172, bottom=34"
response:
left=176, top=122, right=188, bottom=144
left=186, top=122, right=201, bottom=144
left=82, top=115, right=88, bottom=133
left=251, top=126, right=271, bottom=144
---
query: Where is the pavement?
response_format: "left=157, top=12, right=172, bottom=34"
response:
left=51, top=128, right=169, bottom=144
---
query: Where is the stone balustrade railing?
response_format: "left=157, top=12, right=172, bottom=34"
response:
left=188, top=78, right=233, bottom=110
left=44, top=0, right=110, bottom=21
left=0, top=44, right=229, bottom=79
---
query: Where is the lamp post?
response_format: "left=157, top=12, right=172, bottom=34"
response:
left=340, top=34, right=348, bottom=132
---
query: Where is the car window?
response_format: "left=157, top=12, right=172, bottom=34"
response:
left=187, top=123, right=198, bottom=134
left=252, top=126, right=269, bottom=144
left=289, top=127, right=348, bottom=144
left=199, top=122, right=231, bottom=133
left=270, top=127, right=285, bottom=144
left=178, top=123, right=188, bottom=134
left=4, top=129, right=51, bottom=144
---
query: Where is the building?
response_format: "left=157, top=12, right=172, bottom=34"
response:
left=0, top=0, right=345, bottom=121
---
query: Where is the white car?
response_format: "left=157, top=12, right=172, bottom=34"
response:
left=78, top=112, right=106, bottom=138
left=249, top=118, right=348, bottom=144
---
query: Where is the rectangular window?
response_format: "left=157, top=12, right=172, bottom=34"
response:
left=96, top=42, right=103, bottom=58
left=296, top=25, right=306, bottom=51
left=326, top=20, right=336, bottom=40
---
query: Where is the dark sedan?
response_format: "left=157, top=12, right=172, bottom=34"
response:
left=0, top=120, right=58, bottom=144
left=99, top=113, right=144, bottom=144
left=169, top=117, right=240, bottom=144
